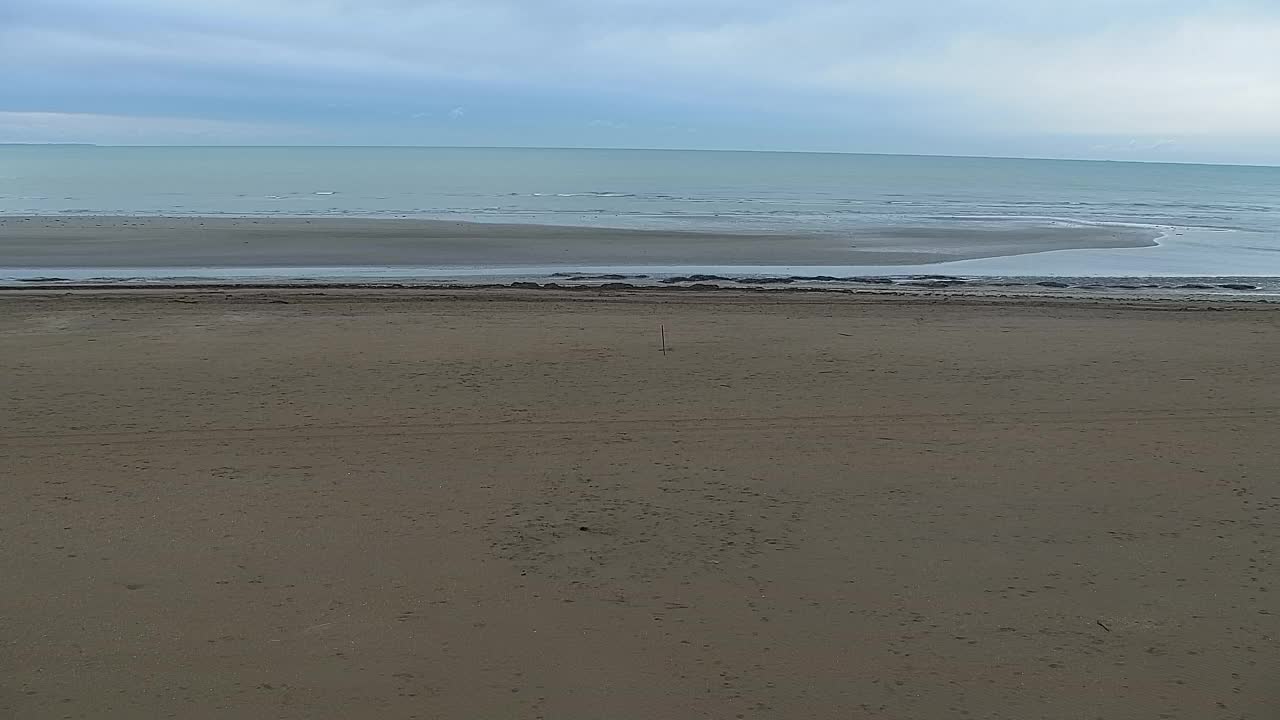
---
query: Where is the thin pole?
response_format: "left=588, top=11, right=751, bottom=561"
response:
left=661, top=324, right=667, bottom=356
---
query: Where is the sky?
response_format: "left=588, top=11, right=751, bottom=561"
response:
left=4, top=0, right=1280, bottom=164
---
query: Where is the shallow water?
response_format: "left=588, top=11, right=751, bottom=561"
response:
left=3, top=146, right=1279, bottom=284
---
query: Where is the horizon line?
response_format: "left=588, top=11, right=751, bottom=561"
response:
left=2, top=142, right=1277, bottom=169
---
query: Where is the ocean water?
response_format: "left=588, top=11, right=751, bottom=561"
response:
left=3, top=145, right=1280, bottom=286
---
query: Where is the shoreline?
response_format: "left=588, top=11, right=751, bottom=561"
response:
left=7, top=215, right=1280, bottom=297
left=2, top=283, right=1278, bottom=306
left=3, top=269, right=1277, bottom=299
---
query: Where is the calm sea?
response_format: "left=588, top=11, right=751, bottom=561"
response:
left=3, top=145, right=1278, bottom=232
left=4, top=146, right=1280, bottom=284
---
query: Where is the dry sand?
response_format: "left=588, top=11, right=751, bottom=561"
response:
left=2, top=288, right=1277, bottom=719
left=0, top=215, right=1157, bottom=268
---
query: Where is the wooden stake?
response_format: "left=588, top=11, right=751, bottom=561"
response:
left=660, top=324, right=668, bottom=356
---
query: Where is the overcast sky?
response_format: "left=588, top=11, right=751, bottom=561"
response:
left=4, top=0, right=1279, bottom=163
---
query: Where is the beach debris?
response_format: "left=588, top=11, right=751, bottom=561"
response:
left=902, top=279, right=968, bottom=288
left=551, top=273, right=649, bottom=281
left=660, top=274, right=732, bottom=284
left=1096, top=620, right=1112, bottom=633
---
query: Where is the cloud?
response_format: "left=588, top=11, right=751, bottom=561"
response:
left=576, top=1, right=1280, bottom=137
left=0, top=111, right=298, bottom=144
left=4, top=0, right=1279, bottom=160
left=878, top=14, right=1280, bottom=137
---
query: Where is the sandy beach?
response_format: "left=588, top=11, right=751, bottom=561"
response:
left=0, top=215, right=1158, bottom=268
left=2, top=288, right=1277, bottom=719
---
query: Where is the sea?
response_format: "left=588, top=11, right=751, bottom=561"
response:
left=3, top=145, right=1280, bottom=293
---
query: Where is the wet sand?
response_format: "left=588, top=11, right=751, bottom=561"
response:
left=0, top=215, right=1158, bottom=268
left=2, top=288, right=1277, bottom=719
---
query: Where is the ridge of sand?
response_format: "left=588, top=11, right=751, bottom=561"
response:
left=0, top=214, right=1159, bottom=268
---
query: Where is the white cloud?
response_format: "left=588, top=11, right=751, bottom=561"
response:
left=4, top=1, right=1280, bottom=157
left=882, top=15, right=1280, bottom=137
left=582, top=3, right=1280, bottom=137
